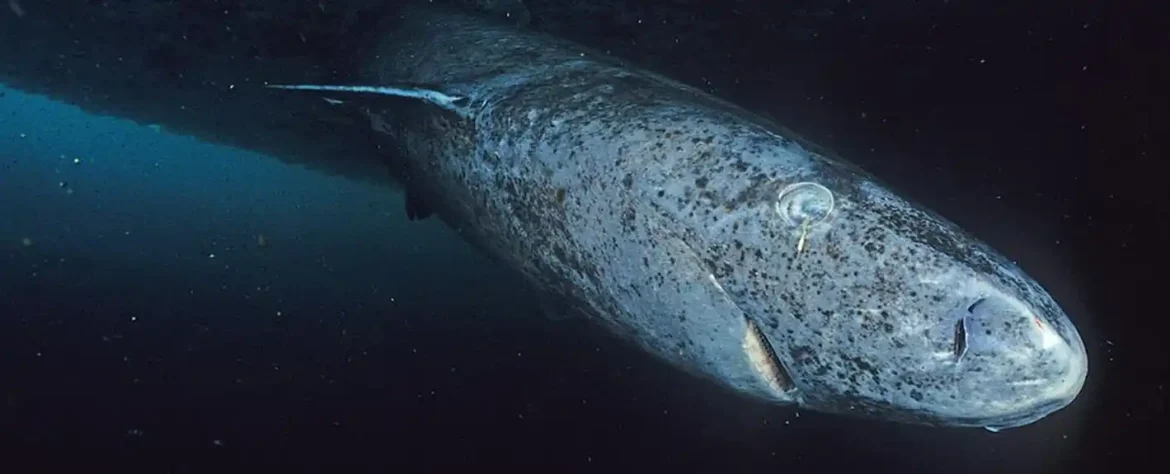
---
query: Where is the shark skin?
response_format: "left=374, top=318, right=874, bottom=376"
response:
left=0, top=0, right=1087, bottom=432
left=267, top=4, right=1087, bottom=431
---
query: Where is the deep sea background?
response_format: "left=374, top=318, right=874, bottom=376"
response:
left=0, top=0, right=1165, bottom=472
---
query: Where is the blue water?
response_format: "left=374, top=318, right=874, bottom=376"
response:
left=0, top=84, right=568, bottom=466
left=3, top=0, right=1165, bottom=469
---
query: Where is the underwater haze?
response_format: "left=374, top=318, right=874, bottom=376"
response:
left=0, top=0, right=1166, bottom=472
left=0, top=82, right=1088, bottom=473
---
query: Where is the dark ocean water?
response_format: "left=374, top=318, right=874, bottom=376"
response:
left=0, top=0, right=1165, bottom=472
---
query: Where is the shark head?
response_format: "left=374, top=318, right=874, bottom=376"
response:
left=641, top=128, right=1087, bottom=431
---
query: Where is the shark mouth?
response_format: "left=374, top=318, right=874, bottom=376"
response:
left=742, top=316, right=798, bottom=398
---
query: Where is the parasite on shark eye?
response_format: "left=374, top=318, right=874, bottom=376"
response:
left=775, top=182, right=835, bottom=226
left=775, top=182, right=834, bottom=253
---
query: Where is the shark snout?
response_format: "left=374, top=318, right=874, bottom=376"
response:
left=960, top=295, right=1088, bottom=430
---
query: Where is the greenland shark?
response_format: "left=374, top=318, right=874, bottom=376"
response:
left=266, top=4, right=1087, bottom=431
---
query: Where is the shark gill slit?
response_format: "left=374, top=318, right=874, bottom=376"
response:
left=701, top=267, right=797, bottom=397
left=743, top=316, right=797, bottom=394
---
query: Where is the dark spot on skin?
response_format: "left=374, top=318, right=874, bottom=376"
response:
left=790, top=345, right=815, bottom=362
left=621, top=206, right=637, bottom=230
left=877, top=207, right=998, bottom=276
left=863, top=230, right=895, bottom=254
left=622, top=174, right=634, bottom=188
left=847, top=356, right=878, bottom=378
left=910, top=389, right=924, bottom=402
left=555, top=188, right=566, bottom=204
left=694, top=176, right=708, bottom=188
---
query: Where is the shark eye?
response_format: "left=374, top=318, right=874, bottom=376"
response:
left=775, top=182, right=834, bottom=227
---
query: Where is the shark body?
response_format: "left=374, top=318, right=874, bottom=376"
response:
left=269, top=4, right=1087, bottom=431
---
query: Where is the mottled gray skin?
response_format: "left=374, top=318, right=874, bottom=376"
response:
left=339, top=5, right=1087, bottom=430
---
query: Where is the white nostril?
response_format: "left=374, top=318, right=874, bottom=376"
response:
left=952, top=316, right=969, bottom=362
left=951, top=297, right=987, bottom=361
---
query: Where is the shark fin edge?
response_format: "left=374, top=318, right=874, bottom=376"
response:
left=266, top=83, right=469, bottom=114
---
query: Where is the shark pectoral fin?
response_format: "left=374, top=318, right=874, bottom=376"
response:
left=265, top=83, right=471, bottom=115
left=404, top=181, right=433, bottom=221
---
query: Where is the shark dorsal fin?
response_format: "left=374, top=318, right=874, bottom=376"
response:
left=266, top=84, right=470, bottom=115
